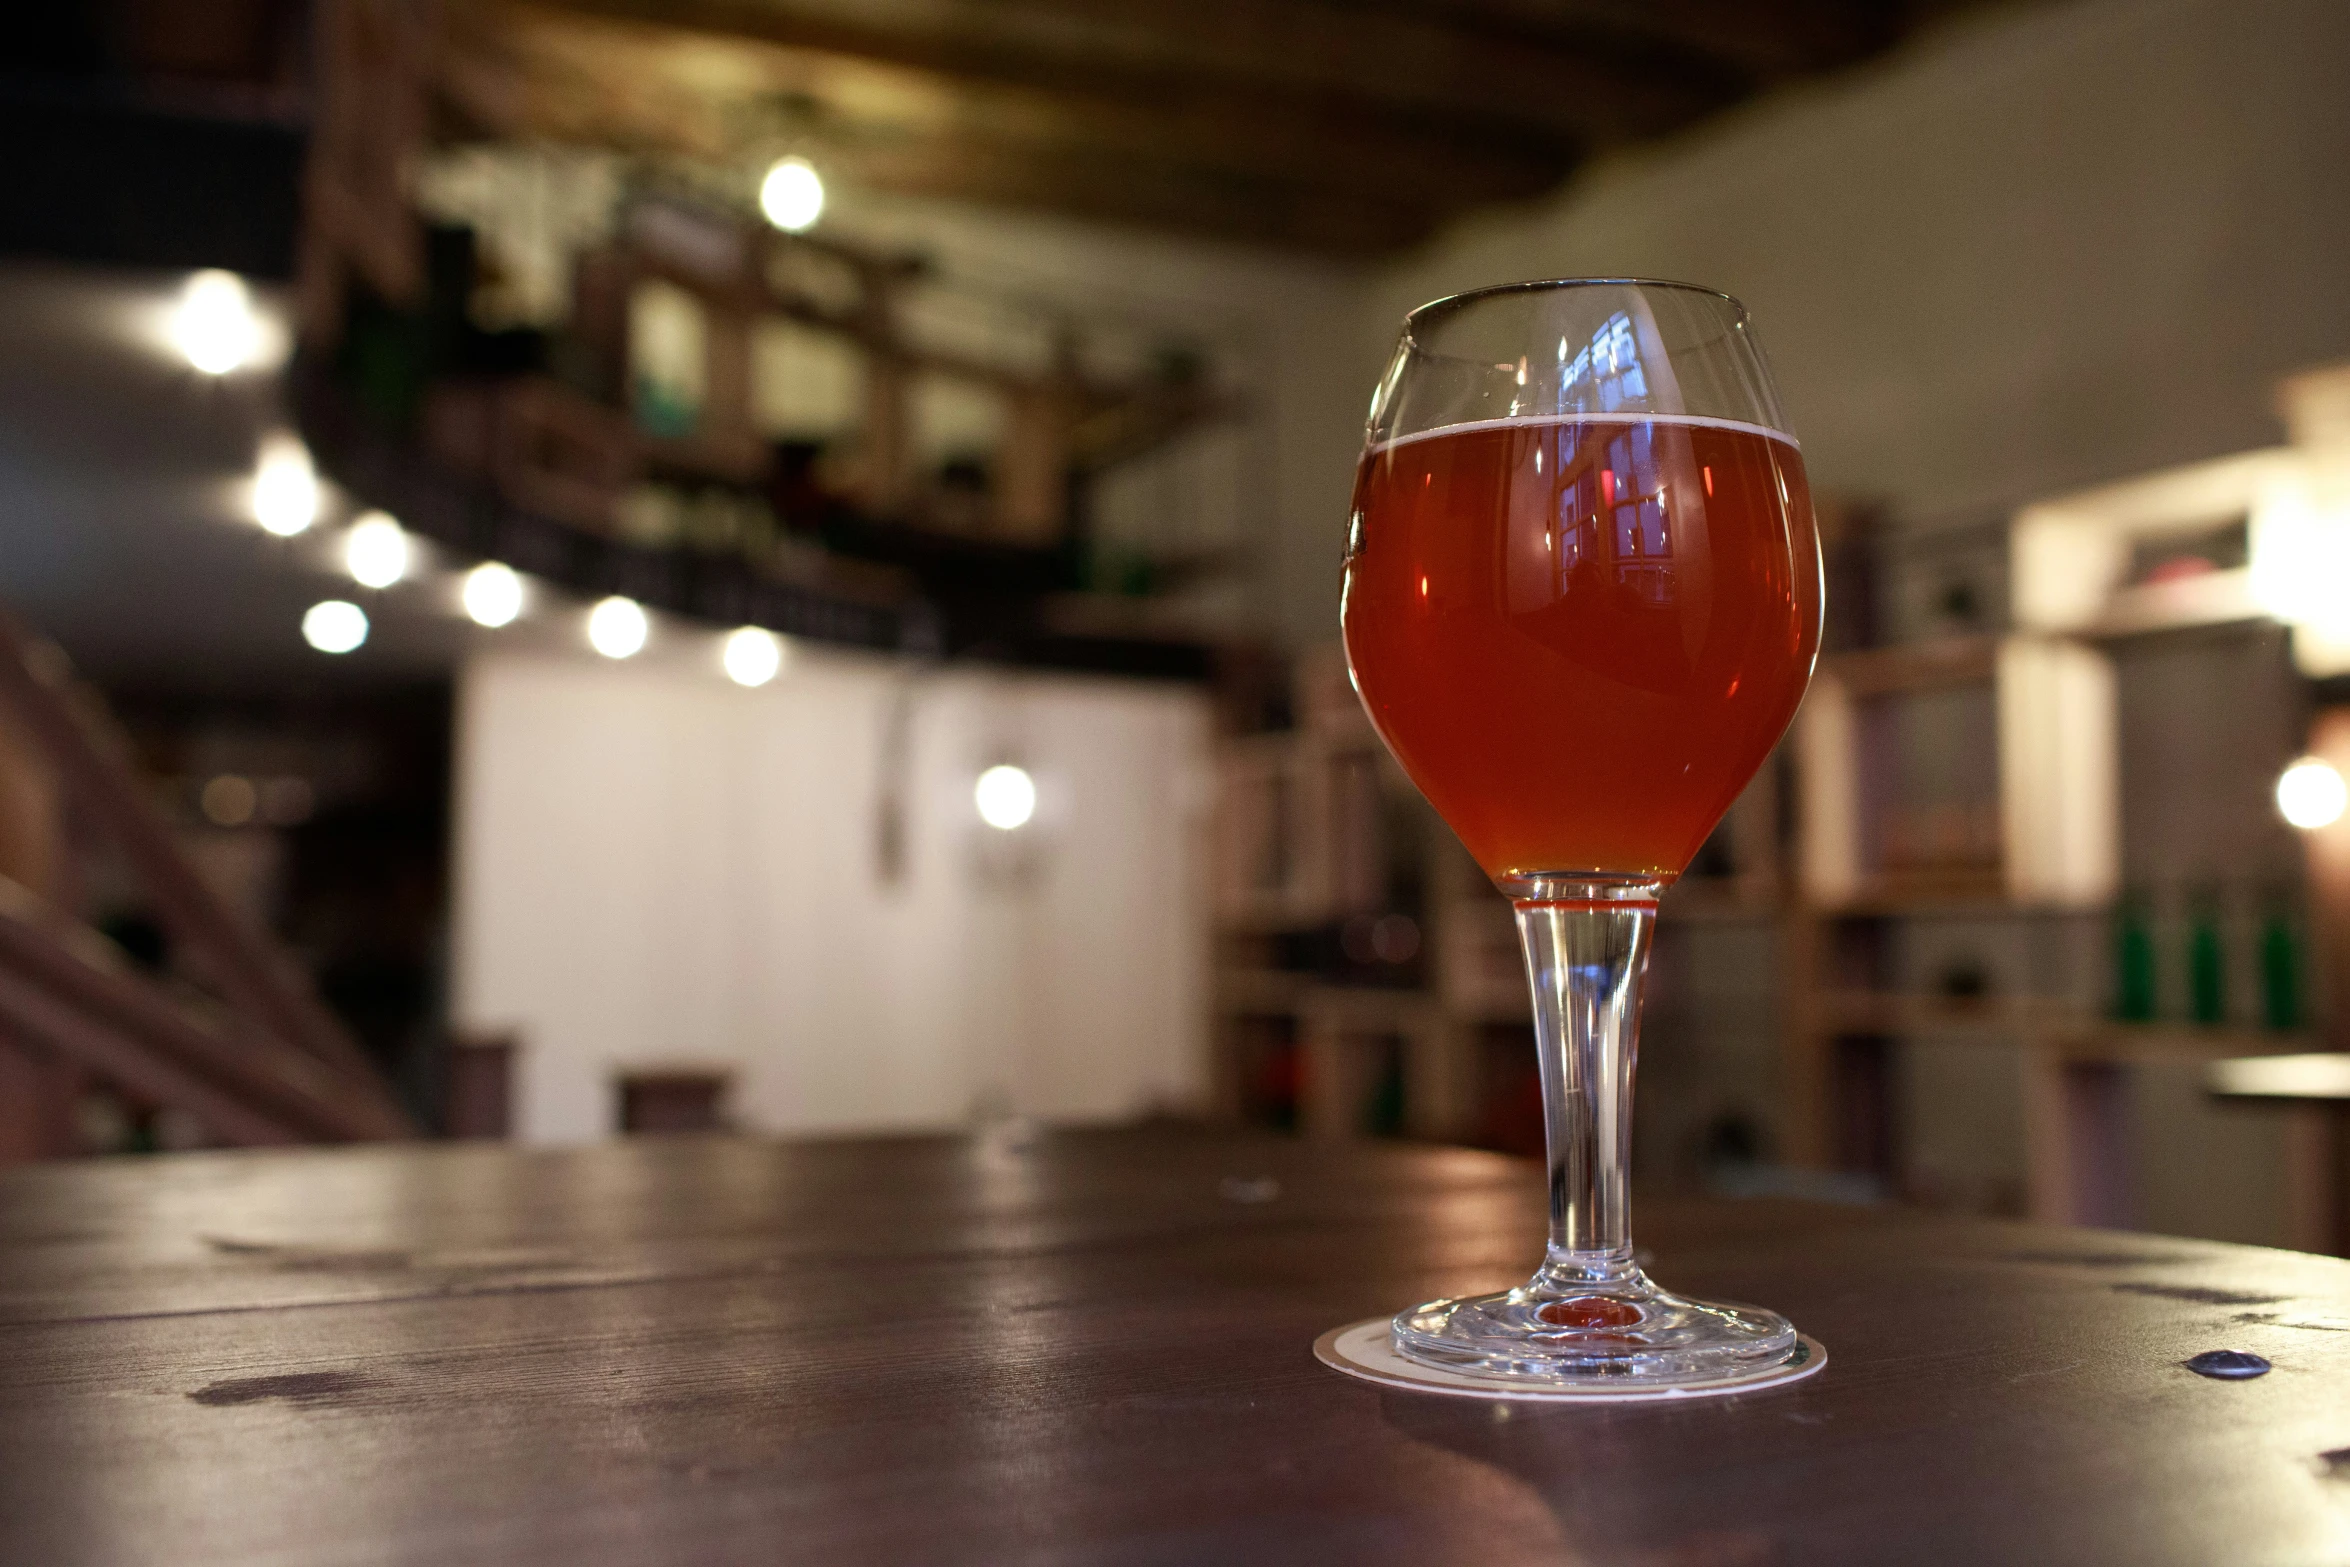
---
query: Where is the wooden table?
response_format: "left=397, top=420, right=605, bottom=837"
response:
left=3, top=1128, right=2349, bottom=1565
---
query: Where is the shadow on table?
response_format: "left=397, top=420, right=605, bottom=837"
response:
left=1377, top=1390, right=1787, bottom=1566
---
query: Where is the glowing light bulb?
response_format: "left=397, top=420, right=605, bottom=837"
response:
left=722, top=626, right=783, bottom=687
left=974, top=764, right=1036, bottom=831
left=175, top=269, right=258, bottom=375
left=588, top=596, right=649, bottom=659
left=302, top=599, right=368, bottom=654
left=759, top=157, right=825, bottom=232
left=2251, top=476, right=2350, bottom=631
left=251, top=434, right=319, bottom=537
left=2277, top=756, right=2348, bottom=831
left=344, top=512, right=408, bottom=588
left=462, top=562, right=525, bottom=628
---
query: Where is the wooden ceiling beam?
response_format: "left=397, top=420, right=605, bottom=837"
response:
left=470, top=51, right=1445, bottom=253
left=859, top=85, right=1570, bottom=210
left=823, top=137, right=1445, bottom=255
left=467, top=9, right=1573, bottom=214
left=510, top=0, right=1715, bottom=146
left=451, top=0, right=1940, bottom=253
left=1369, top=0, right=1893, bottom=83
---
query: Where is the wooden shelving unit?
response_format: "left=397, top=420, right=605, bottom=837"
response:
left=1213, top=623, right=2330, bottom=1227
left=1208, top=648, right=1781, bottom=1152
left=1780, top=361, right=2350, bottom=1233
left=1211, top=363, right=2350, bottom=1237
left=1211, top=645, right=1488, bottom=1143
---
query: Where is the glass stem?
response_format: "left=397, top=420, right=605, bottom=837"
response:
left=1508, top=876, right=1667, bottom=1295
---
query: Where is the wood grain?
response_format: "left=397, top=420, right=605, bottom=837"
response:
left=439, top=0, right=1916, bottom=253
left=1, top=1129, right=2348, bottom=1564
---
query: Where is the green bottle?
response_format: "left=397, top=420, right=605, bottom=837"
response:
left=1365, top=1048, right=1406, bottom=1138
left=2260, top=895, right=2301, bottom=1031
left=2187, top=888, right=2226, bottom=1027
left=2114, top=891, right=2156, bottom=1023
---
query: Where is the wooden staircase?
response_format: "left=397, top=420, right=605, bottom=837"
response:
left=0, top=610, right=412, bottom=1161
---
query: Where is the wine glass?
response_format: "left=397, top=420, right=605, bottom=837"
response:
left=1340, top=279, right=1822, bottom=1386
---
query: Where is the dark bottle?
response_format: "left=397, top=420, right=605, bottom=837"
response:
left=2259, top=893, right=2302, bottom=1031
left=2113, top=891, right=2156, bottom=1023
left=2186, top=887, right=2226, bottom=1027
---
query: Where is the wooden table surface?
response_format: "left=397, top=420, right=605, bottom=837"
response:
left=3, top=1127, right=2350, bottom=1566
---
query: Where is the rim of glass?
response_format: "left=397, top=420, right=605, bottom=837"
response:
left=1399, top=277, right=1749, bottom=360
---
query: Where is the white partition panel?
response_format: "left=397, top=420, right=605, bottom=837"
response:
left=1996, top=637, right=2120, bottom=909
left=453, top=647, right=1213, bottom=1143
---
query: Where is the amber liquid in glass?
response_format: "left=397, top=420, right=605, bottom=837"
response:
left=1341, top=415, right=1820, bottom=881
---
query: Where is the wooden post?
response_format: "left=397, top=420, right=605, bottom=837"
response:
left=2284, top=707, right=2350, bottom=1255
left=851, top=264, right=912, bottom=516
left=1297, top=1007, right=1350, bottom=1142
left=1402, top=1013, right=1478, bottom=1144
left=568, top=247, right=635, bottom=405
left=2279, top=1105, right=2347, bottom=1256
left=2306, top=708, right=2350, bottom=1048
left=1831, top=1033, right=1897, bottom=1180
left=444, top=1031, right=518, bottom=1140
left=1779, top=907, right=1834, bottom=1169
left=0, top=1041, right=80, bottom=1164
left=299, top=0, right=432, bottom=345
left=993, top=347, right=1082, bottom=545
left=703, top=303, right=757, bottom=445
left=616, top=1068, right=733, bottom=1134
left=2023, top=1050, right=2134, bottom=1227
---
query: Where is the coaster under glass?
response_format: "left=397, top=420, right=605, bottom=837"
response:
left=1317, top=1316, right=1826, bottom=1402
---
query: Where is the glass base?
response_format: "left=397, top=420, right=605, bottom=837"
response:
left=1391, top=1265, right=1800, bottom=1386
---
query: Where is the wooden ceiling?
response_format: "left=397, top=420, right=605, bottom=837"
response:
left=444, top=0, right=1954, bottom=254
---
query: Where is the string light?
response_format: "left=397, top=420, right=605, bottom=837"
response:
left=175, top=270, right=259, bottom=375
left=588, top=596, right=649, bottom=659
left=2277, top=756, right=2347, bottom=831
left=302, top=600, right=368, bottom=654
left=759, top=157, right=825, bottom=232
left=462, top=562, right=525, bottom=628
left=722, top=626, right=784, bottom=687
left=251, top=434, right=319, bottom=537
left=344, top=512, right=408, bottom=589
left=974, top=764, right=1037, bottom=831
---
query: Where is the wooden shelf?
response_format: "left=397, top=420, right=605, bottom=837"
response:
left=2080, top=566, right=2264, bottom=641
left=1660, top=876, right=1785, bottom=920
left=2011, top=446, right=2291, bottom=637
left=1816, top=991, right=2318, bottom=1059
left=1809, top=872, right=2014, bottom=915
left=1816, top=991, right=2079, bottom=1036
left=1214, top=971, right=1436, bottom=1025
left=1819, top=635, right=1999, bottom=697
left=2045, top=1023, right=2321, bottom=1062
left=1797, top=635, right=2117, bottom=911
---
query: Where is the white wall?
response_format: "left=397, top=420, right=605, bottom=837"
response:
left=452, top=645, right=1213, bottom=1143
